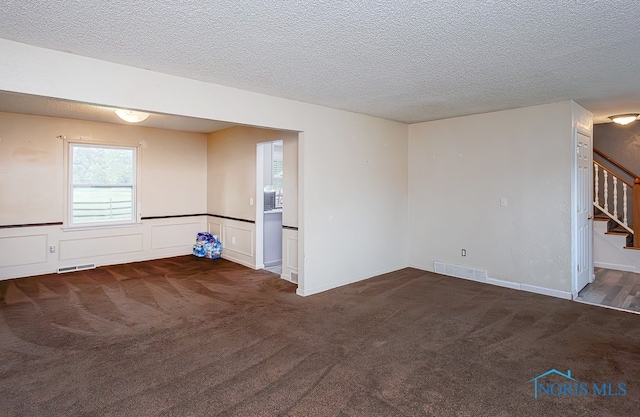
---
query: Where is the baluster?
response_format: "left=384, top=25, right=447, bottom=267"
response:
left=594, top=164, right=599, bottom=205
left=604, top=171, right=609, bottom=212
left=613, top=177, right=618, bottom=218
left=623, top=183, right=628, bottom=226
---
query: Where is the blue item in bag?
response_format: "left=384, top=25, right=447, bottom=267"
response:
left=193, top=232, right=222, bottom=259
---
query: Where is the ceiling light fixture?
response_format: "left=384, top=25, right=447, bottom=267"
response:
left=114, top=109, right=150, bottom=123
left=609, top=114, right=639, bottom=125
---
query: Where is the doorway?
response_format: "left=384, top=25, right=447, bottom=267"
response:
left=256, top=140, right=284, bottom=275
left=573, top=127, right=594, bottom=297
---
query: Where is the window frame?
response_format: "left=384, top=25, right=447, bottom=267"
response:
left=64, top=141, right=141, bottom=230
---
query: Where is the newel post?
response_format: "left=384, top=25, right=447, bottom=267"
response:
left=634, top=178, right=640, bottom=247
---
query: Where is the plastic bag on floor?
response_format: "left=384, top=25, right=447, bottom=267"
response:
left=193, top=232, right=222, bottom=259
left=192, top=242, right=206, bottom=257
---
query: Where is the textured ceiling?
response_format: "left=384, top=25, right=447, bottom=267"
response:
left=1, top=1, right=639, bottom=124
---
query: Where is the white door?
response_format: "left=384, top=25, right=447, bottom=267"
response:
left=575, top=130, right=593, bottom=295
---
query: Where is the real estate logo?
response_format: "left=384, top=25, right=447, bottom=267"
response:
left=527, top=369, right=627, bottom=399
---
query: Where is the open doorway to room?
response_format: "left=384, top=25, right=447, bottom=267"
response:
left=256, top=140, right=284, bottom=275
left=0, top=90, right=303, bottom=291
left=206, top=125, right=299, bottom=286
left=576, top=118, right=640, bottom=313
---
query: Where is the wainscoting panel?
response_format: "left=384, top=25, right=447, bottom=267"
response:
left=151, top=222, right=202, bottom=250
left=282, top=229, right=298, bottom=282
left=0, top=217, right=209, bottom=281
left=208, top=216, right=257, bottom=269
left=59, top=234, right=144, bottom=261
left=208, top=221, right=222, bottom=238
left=0, top=216, right=262, bottom=281
left=222, top=225, right=253, bottom=257
left=0, top=234, right=48, bottom=267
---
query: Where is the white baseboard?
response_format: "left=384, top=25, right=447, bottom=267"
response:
left=0, top=266, right=55, bottom=281
left=594, top=261, right=636, bottom=273
left=520, top=283, right=572, bottom=300
left=486, top=275, right=572, bottom=300
left=221, top=254, right=258, bottom=270
left=280, top=273, right=294, bottom=283
left=280, top=270, right=290, bottom=279
left=410, top=264, right=573, bottom=301
left=409, top=263, right=433, bottom=272
left=0, top=247, right=194, bottom=281
left=296, top=264, right=405, bottom=297
left=486, top=277, right=521, bottom=290
left=297, top=280, right=359, bottom=297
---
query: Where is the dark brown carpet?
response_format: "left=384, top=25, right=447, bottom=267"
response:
left=0, top=256, right=638, bottom=416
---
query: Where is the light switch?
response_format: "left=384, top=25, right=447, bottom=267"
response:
left=500, top=197, right=508, bottom=207
left=249, top=197, right=254, bottom=206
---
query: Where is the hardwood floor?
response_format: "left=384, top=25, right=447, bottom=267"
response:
left=576, top=267, right=640, bottom=313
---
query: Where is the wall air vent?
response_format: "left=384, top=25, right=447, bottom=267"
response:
left=433, top=261, right=487, bottom=283
left=57, top=263, right=96, bottom=274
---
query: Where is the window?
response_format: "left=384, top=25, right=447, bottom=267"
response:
left=263, top=141, right=283, bottom=208
left=272, top=142, right=284, bottom=188
left=68, top=143, right=137, bottom=227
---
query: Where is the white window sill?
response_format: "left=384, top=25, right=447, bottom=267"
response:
left=61, top=221, right=143, bottom=232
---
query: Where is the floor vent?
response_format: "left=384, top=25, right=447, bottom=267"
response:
left=434, top=261, right=487, bottom=283
left=57, top=263, right=96, bottom=274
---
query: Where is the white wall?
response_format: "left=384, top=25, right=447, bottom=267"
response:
left=0, top=111, right=208, bottom=224
left=207, top=126, right=297, bottom=222
left=0, top=40, right=409, bottom=295
left=0, top=113, right=64, bottom=225
left=408, top=102, right=575, bottom=294
left=281, top=134, right=299, bottom=282
left=0, top=111, right=210, bottom=279
left=282, top=134, right=298, bottom=228
left=299, top=115, right=408, bottom=295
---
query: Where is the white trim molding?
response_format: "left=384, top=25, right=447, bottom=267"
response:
left=520, top=283, right=573, bottom=300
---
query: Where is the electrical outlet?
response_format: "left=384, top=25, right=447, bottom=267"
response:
left=49, top=246, right=56, bottom=253
left=461, top=249, right=466, bottom=256
left=231, top=237, right=236, bottom=245
left=249, top=197, right=254, bottom=206
left=500, top=197, right=508, bottom=207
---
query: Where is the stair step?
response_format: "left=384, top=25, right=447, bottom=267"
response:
left=610, top=224, right=631, bottom=232
left=606, top=230, right=629, bottom=236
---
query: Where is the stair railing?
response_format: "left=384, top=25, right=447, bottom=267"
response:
left=594, top=161, right=633, bottom=233
left=593, top=147, right=640, bottom=246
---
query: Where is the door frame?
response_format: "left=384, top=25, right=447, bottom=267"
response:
left=255, top=139, right=285, bottom=271
left=571, top=125, right=594, bottom=298
left=255, top=142, right=266, bottom=269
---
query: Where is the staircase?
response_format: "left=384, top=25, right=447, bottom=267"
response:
left=593, top=148, right=640, bottom=272
left=594, top=210, right=633, bottom=248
